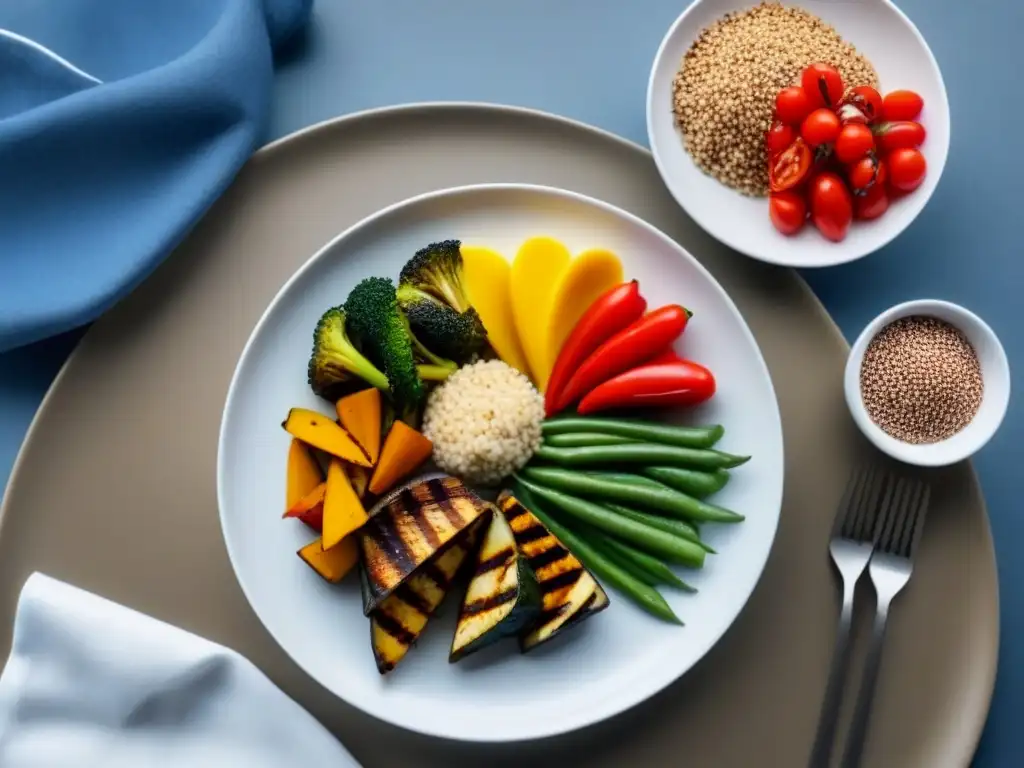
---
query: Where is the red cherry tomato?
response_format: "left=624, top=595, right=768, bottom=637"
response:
left=836, top=103, right=869, bottom=126
left=834, top=123, right=875, bottom=164
left=855, top=183, right=889, bottom=220
left=800, top=108, right=841, bottom=147
left=801, top=62, right=845, bottom=108
left=874, top=121, right=926, bottom=152
left=766, top=122, right=796, bottom=156
left=768, top=137, right=812, bottom=192
left=845, top=86, right=884, bottom=123
left=882, top=90, right=924, bottom=121
left=774, top=86, right=813, bottom=126
left=847, top=156, right=886, bottom=194
left=809, top=172, right=853, bottom=242
left=888, top=148, right=927, bottom=192
left=768, top=191, right=807, bottom=235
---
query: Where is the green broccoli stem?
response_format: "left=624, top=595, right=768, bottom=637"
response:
left=417, top=364, right=454, bottom=382
left=347, top=350, right=391, bottom=391
left=411, top=334, right=456, bottom=370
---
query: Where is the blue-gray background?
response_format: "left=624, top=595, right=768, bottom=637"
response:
left=0, top=1, right=1017, bottom=763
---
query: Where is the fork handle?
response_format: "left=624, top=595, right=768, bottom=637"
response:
left=807, top=581, right=856, bottom=768
left=840, top=599, right=892, bottom=768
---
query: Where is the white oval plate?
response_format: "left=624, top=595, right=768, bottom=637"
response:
left=647, top=0, right=950, bottom=268
left=217, top=184, right=784, bottom=742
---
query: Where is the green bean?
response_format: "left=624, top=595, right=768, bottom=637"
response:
left=544, top=432, right=639, bottom=448
left=582, top=533, right=661, bottom=587
left=520, top=465, right=744, bottom=524
left=593, top=534, right=696, bottom=592
left=533, top=443, right=749, bottom=471
left=602, top=502, right=715, bottom=553
left=581, top=471, right=668, bottom=489
left=513, top=482, right=681, bottom=624
left=641, top=466, right=730, bottom=499
left=542, top=416, right=724, bottom=449
left=515, top=476, right=707, bottom=567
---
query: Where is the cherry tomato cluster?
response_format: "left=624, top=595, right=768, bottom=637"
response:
left=766, top=62, right=928, bottom=243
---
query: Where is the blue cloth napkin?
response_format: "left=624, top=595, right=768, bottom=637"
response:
left=0, top=0, right=312, bottom=353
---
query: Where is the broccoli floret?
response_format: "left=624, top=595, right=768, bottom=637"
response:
left=398, top=239, right=472, bottom=314
left=344, top=277, right=456, bottom=418
left=306, top=307, right=390, bottom=401
left=396, top=284, right=489, bottom=364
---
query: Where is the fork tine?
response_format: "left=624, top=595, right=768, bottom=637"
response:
left=853, top=468, right=885, bottom=541
left=873, top=475, right=903, bottom=551
left=907, top=479, right=931, bottom=558
left=832, top=466, right=869, bottom=538
left=838, top=466, right=873, bottom=540
left=894, top=480, right=925, bottom=557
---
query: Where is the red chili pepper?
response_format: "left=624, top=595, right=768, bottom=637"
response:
left=644, top=348, right=682, bottom=365
left=545, top=281, right=647, bottom=416
left=577, top=360, right=716, bottom=415
left=556, top=304, right=691, bottom=411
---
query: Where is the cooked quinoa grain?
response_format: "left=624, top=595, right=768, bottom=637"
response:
left=672, top=2, right=878, bottom=196
left=422, top=359, right=544, bottom=486
left=860, top=317, right=983, bottom=444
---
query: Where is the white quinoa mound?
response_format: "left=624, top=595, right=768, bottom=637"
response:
left=421, top=359, right=544, bottom=486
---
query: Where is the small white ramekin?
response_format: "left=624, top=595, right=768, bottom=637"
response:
left=844, top=299, right=1010, bottom=467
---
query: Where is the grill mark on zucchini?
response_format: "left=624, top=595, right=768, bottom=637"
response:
left=373, top=607, right=417, bottom=646
left=503, top=502, right=528, bottom=522
left=408, top=502, right=443, bottom=551
left=534, top=605, right=570, bottom=625
left=360, top=477, right=488, bottom=615
left=539, top=567, right=585, bottom=594
left=421, top=501, right=458, bottom=543
left=421, top=561, right=449, bottom=589
left=393, top=583, right=431, bottom=616
left=372, top=519, right=416, bottom=576
left=513, top=524, right=550, bottom=545
left=461, top=588, right=518, bottom=617
left=498, top=492, right=611, bottom=651
left=534, top=552, right=581, bottom=584
left=476, top=547, right=515, bottom=575
left=437, top=495, right=470, bottom=530
left=528, top=546, right=568, bottom=572
left=361, top=535, right=402, bottom=592
left=370, top=536, right=477, bottom=675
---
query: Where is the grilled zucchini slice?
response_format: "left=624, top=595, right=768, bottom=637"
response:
left=358, top=474, right=488, bottom=615
left=450, top=508, right=541, bottom=662
left=370, top=533, right=476, bottom=674
left=498, top=491, right=610, bottom=652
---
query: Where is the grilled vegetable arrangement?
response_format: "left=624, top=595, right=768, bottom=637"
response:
left=276, top=236, right=753, bottom=672
left=450, top=509, right=541, bottom=662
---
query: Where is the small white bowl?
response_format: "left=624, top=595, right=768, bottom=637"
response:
left=844, top=300, right=1010, bottom=467
left=647, top=0, right=950, bottom=268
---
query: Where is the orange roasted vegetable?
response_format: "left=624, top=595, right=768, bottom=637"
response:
left=282, top=408, right=371, bottom=467
left=285, top=439, right=324, bottom=511
left=297, top=537, right=358, bottom=583
left=323, top=459, right=368, bottom=550
left=369, top=421, right=433, bottom=495
left=283, top=482, right=326, bottom=532
left=335, top=389, right=382, bottom=465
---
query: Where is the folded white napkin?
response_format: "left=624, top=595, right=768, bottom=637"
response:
left=0, top=573, right=360, bottom=767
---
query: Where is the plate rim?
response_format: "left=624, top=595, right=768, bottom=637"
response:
left=216, top=180, right=786, bottom=742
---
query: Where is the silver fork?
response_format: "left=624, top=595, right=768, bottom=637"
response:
left=840, top=474, right=931, bottom=768
left=807, top=467, right=887, bottom=768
